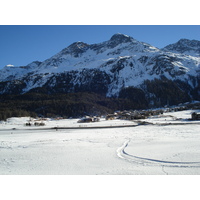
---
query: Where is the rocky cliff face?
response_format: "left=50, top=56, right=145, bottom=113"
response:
left=0, top=33, right=200, bottom=107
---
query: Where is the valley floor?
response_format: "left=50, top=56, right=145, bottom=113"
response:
left=0, top=110, right=200, bottom=175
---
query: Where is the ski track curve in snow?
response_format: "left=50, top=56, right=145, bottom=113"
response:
left=117, top=139, right=200, bottom=168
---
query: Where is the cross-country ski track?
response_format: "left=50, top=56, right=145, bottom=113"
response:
left=117, top=139, right=200, bottom=168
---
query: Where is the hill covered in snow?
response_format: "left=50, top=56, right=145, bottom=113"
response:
left=0, top=33, right=200, bottom=115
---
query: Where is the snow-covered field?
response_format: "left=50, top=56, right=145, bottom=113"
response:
left=1, top=110, right=200, bottom=175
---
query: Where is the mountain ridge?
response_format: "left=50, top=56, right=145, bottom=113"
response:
left=0, top=33, right=200, bottom=110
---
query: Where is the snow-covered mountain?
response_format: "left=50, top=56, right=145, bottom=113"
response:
left=0, top=33, right=200, bottom=106
left=163, top=39, right=200, bottom=57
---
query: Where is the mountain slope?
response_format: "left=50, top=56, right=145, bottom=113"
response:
left=0, top=33, right=200, bottom=110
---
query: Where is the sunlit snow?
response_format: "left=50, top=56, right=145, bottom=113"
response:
left=1, top=110, right=200, bottom=175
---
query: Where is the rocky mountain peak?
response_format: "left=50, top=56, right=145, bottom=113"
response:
left=110, top=33, right=133, bottom=43
left=177, top=38, right=200, bottom=45
left=60, top=41, right=89, bottom=57
left=26, top=61, right=42, bottom=68
left=68, top=41, right=89, bottom=51
left=163, top=38, right=200, bottom=56
left=106, top=33, right=134, bottom=49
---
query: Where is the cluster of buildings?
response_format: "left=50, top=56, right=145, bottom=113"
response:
left=105, top=109, right=164, bottom=120
left=77, top=103, right=200, bottom=123
left=77, top=109, right=165, bottom=123
left=77, top=116, right=100, bottom=123
left=25, top=118, right=46, bottom=126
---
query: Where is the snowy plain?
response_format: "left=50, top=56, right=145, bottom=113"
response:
left=0, top=110, right=200, bottom=175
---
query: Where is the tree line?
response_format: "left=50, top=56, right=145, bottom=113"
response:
left=0, top=91, right=147, bottom=121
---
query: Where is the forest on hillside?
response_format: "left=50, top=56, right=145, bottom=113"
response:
left=0, top=91, right=146, bottom=121
left=0, top=77, right=198, bottom=121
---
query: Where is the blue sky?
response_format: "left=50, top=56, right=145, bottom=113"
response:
left=0, top=25, right=200, bottom=68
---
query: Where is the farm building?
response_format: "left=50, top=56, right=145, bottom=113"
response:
left=77, top=117, right=100, bottom=123
left=191, top=112, right=200, bottom=120
left=106, top=114, right=116, bottom=120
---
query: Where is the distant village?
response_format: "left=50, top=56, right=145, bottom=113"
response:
left=77, top=104, right=200, bottom=123
left=24, top=102, right=200, bottom=126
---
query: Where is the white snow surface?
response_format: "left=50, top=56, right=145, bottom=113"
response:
left=1, top=110, right=200, bottom=175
